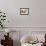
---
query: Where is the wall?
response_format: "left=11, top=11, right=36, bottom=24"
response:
left=0, top=0, right=46, bottom=27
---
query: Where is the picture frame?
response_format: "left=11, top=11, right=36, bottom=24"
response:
left=20, top=8, right=29, bottom=15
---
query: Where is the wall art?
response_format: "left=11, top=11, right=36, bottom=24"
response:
left=20, top=8, right=29, bottom=15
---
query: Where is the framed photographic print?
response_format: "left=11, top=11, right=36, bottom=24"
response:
left=20, top=8, right=29, bottom=15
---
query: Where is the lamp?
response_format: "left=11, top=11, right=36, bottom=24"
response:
left=5, top=29, right=9, bottom=33
left=5, top=29, right=10, bottom=37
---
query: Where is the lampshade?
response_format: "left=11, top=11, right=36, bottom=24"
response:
left=5, top=29, right=10, bottom=33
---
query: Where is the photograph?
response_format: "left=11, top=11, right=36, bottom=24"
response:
left=20, top=8, right=29, bottom=15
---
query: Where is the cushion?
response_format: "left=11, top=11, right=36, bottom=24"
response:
left=20, top=35, right=37, bottom=43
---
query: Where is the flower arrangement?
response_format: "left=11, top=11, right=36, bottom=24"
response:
left=0, top=10, right=6, bottom=28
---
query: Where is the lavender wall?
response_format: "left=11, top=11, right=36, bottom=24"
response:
left=0, top=0, right=46, bottom=27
